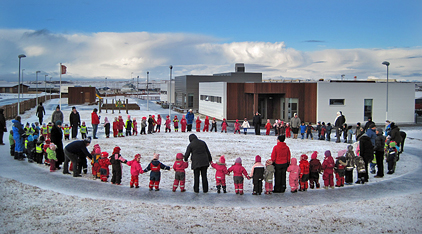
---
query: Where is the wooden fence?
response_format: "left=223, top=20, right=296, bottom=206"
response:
left=0, top=95, right=59, bottom=120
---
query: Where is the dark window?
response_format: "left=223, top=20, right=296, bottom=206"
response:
left=364, top=99, right=373, bottom=121
left=329, top=99, right=345, bottom=105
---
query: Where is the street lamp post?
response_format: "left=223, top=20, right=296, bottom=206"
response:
left=147, top=71, right=149, bottom=111
left=49, top=77, right=52, bottom=99
left=136, top=76, right=139, bottom=99
left=382, top=61, right=390, bottom=120
left=169, top=65, right=173, bottom=118
left=17, top=54, right=26, bottom=115
left=44, top=75, right=48, bottom=102
left=22, top=69, right=25, bottom=98
left=36, top=71, right=40, bottom=106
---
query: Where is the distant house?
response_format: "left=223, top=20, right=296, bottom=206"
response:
left=0, top=84, right=29, bottom=93
left=121, top=83, right=136, bottom=93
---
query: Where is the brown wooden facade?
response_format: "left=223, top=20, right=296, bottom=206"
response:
left=226, top=83, right=317, bottom=123
left=68, top=87, right=96, bottom=105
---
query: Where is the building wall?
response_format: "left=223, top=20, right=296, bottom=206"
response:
left=160, top=80, right=175, bottom=103
left=317, top=82, right=415, bottom=125
left=68, top=87, right=96, bottom=105
left=198, top=82, right=227, bottom=120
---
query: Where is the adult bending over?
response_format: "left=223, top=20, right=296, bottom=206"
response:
left=271, top=135, right=291, bottom=193
left=184, top=134, right=212, bottom=193
left=63, top=137, right=92, bottom=177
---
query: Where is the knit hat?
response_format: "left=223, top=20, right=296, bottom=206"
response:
left=56, top=120, right=62, bottom=126
left=101, top=152, right=109, bottom=158
left=300, top=154, right=308, bottom=160
left=389, top=141, right=396, bottom=148
left=176, top=153, right=183, bottom=160
left=153, top=153, right=159, bottom=160
left=49, top=143, right=56, bottom=150
left=94, top=144, right=101, bottom=154
left=219, top=155, right=226, bottom=164
left=311, top=151, right=318, bottom=160
left=266, top=159, right=273, bottom=166
left=127, top=115, right=130, bottom=119
left=376, top=128, right=383, bottom=133
left=112, top=146, right=121, bottom=154
left=134, top=154, right=141, bottom=160
left=290, top=158, right=297, bottom=165
left=235, top=157, right=242, bottom=164
left=324, top=150, right=331, bottom=157
left=255, top=155, right=261, bottom=163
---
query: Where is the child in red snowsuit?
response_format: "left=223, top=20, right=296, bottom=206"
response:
left=91, top=144, right=101, bottom=179
left=173, top=116, right=179, bottom=132
left=172, top=153, right=188, bottom=192
left=165, top=115, right=171, bottom=133
left=118, top=116, right=124, bottom=137
left=195, top=117, right=201, bottom=132
left=285, top=123, right=291, bottom=138
left=221, top=119, right=228, bottom=133
left=287, top=158, right=300, bottom=193
left=265, top=119, right=272, bottom=135
left=335, top=150, right=347, bottom=187
left=228, top=157, right=250, bottom=195
left=299, top=154, right=310, bottom=191
left=211, top=155, right=229, bottom=193
left=155, top=115, right=161, bottom=132
left=322, top=150, right=335, bottom=189
left=203, top=116, right=209, bottom=132
left=309, top=151, right=322, bottom=189
left=180, top=115, right=187, bottom=132
left=127, top=154, right=144, bottom=188
left=112, top=117, right=118, bottom=137
left=132, top=118, right=138, bottom=136
left=234, top=119, right=241, bottom=134
left=143, top=153, right=170, bottom=191
left=99, top=152, right=111, bottom=182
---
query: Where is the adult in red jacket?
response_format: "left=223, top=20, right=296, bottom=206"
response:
left=91, top=108, right=100, bottom=139
left=270, top=135, right=291, bottom=193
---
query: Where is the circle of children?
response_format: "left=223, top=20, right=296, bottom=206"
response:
left=10, top=107, right=405, bottom=195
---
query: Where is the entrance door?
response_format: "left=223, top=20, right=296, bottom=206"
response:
left=84, top=92, right=91, bottom=103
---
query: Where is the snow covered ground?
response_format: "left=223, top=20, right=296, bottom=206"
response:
left=1, top=98, right=422, bottom=233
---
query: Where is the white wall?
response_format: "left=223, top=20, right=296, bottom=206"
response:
left=198, top=82, right=227, bottom=120
left=317, top=82, right=415, bottom=125
left=160, top=80, right=175, bottom=103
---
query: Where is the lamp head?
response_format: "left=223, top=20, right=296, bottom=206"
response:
left=169, top=65, right=173, bottom=69
left=18, top=54, right=26, bottom=59
left=36, top=71, right=41, bottom=74
left=382, top=61, right=390, bottom=66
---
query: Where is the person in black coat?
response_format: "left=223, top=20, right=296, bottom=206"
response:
left=334, top=111, right=346, bottom=143
left=374, top=128, right=386, bottom=178
left=36, top=102, right=46, bottom=125
left=63, top=137, right=92, bottom=177
left=359, top=133, right=373, bottom=183
left=0, top=109, right=6, bottom=145
left=69, top=107, right=81, bottom=139
left=184, top=134, right=212, bottom=193
left=50, top=120, right=64, bottom=169
left=252, top=112, right=262, bottom=135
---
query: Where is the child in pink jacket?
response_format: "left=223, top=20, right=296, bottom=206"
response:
left=228, top=157, right=250, bottom=195
left=322, top=150, right=335, bottom=189
left=172, top=153, right=189, bottom=192
left=165, top=115, right=171, bottom=133
left=211, top=155, right=229, bottom=193
left=287, top=158, right=300, bottom=193
left=127, top=154, right=144, bottom=188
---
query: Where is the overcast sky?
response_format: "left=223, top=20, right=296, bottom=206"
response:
left=1, top=1, right=421, bottom=82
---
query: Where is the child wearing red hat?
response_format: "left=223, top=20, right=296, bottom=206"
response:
left=211, top=155, right=229, bottom=193
left=172, top=153, right=188, bottom=192
left=143, top=153, right=171, bottom=191
left=249, top=155, right=265, bottom=195
left=335, top=150, right=347, bottom=187
left=221, top=119, right=228, bottom=133
left=155, top=115, right=162, bottom=133
left=99, top=152, right=111, bottom=182
left=299, top=154, right=310, bottom=191
left=140, top=117, right=147, bottom=135
left=234, top=120, right=241, bottom=134
left=165, top=115, right=171, bottom=133
left=265, top=119, right=272, bottom=135
left=173, top=116, right=179, bottom=132
left=309, top=151, right=322, bottom=189
left=195, top=116, right=201, bottom=132
left=180, top=115, right=187, bottom=132
left=112, top=117, right=118, bottom=137
left=132, top=118, right=138, bottom=136
left=203, top=116, right=209, bottom=132
left=91, top=144, right=101, bottom=179
left=110, top=146, right=127, bottom=185
left=210, top=117, right=217, bottom=132
left=228, top=157, right=250, bottom=195
left=322, top=150, right=335, bottom=189
left=127, top=154, right=144, bottom=188
left=118, top=116, right=124, bottom=137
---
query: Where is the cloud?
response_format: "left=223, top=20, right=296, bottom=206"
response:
left=0, top=29, right=421, bottom=82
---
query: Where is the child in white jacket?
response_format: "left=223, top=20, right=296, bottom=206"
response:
left=242, top=118, right=251, bottom=135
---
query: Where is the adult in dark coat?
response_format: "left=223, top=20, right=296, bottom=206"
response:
left=36, top=102, right=46, bottom=125
left=374, top=128, right=386, bottom=178
left=147, top=115, right=154, bottom=134
left=0, top=109, right=6, bottom=145
left=334, top=111, right=346, bottom=143
left=69, top=106, right=81, bottom=139
left=50, top=120, right=64, bottom=169
left=359, top=133, right=373, bottom=183
left=252, top=112, right=262, bottom=135
left=184, top=134, right=212, bottom=193
left=363, top=117, right=374, bottom=133
left=186, top=109, right=195, bottom=132
left=63, top=138, right=92, bottom=177
left=389, top=122, right=402, bottom=145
